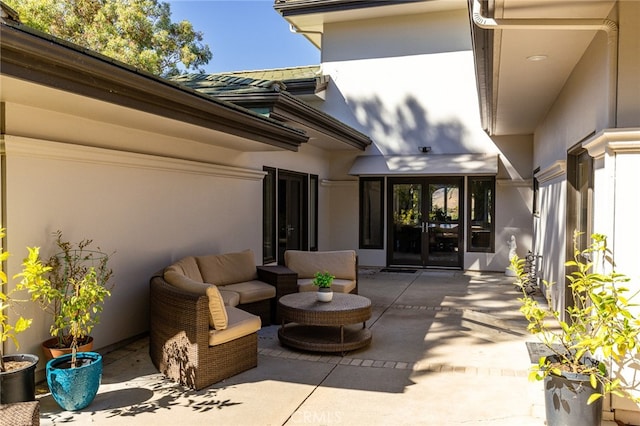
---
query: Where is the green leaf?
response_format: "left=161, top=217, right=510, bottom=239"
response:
left=4, top=0, right=212, bottom=77
left=14, top=317, right=32, bottom=333
left=587, top=393, right=602, bottom=405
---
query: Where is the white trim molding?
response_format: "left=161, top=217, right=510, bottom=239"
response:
left=2, top=136, right=267, bottom=181
left=582, top=128, right=640, bottom=158
left=535, top=160, right=566, bottom=184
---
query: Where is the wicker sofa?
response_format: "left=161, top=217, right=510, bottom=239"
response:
left=149, top=250, right=278, bottom=390
left=283, top=250, right=358, bottom=294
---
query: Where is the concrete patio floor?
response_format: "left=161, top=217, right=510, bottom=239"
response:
left=34, top=269, right=617, bottom=425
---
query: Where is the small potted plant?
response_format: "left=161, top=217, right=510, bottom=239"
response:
left=511, top=232, right=640, bottom=426
left=313, top=271, right=334, bottom=302
left=20, top=231, right=114, bottom=410
left=1, top=228, right=51, bottom=403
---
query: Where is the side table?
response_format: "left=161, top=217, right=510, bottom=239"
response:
left=257, top=265, right=298, bottom=323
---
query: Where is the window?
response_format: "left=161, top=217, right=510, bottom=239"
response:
left=567, top=148, right=593, bottom=253
left=262, top=167, right=276, bottom=263
left=359, top=177, right=384, bottom=249
left=309, top=175, right=318, bottom=251
left=263, top=167, right=315, bottom=263
left=533, top=167, right=540, bottom=217
left=467, top=176, right=494, bottom=252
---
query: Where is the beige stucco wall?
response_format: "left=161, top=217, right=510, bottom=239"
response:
left=0, top=95, right=340, bottom=366
left=318, top=8, right=533, bottom=269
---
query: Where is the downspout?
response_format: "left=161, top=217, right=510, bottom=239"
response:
left=471, top=0, right=618, bottom=129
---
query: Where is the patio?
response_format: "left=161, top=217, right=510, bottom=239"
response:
left=36, top=269, right=554, bottom=425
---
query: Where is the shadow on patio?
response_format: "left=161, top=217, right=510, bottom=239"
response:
left=36, top=269, right=546, bottom=425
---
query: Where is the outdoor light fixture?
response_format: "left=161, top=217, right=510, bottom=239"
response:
left=419, top=146, right=432, bottom=153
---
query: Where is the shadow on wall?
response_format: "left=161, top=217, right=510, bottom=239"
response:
left=347, top=94, right=472, bottom=155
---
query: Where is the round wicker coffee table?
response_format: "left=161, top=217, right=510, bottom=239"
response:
left=277, top=292, right=372, bottom=353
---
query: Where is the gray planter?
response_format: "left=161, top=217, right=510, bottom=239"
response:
left=544, top=371, right=603, bottom=426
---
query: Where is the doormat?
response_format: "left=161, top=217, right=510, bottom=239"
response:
left=380, top=268, right=418, bottom=273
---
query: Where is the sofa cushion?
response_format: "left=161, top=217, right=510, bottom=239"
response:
left=205, top=285, right=228, bottom=330
left=222, top=280, right=276, bottom=304
left=164, top=269, right=240, bottom=307
left=219, top=290, right=240, bottom=307
left=284, top=250, right=357, bottom=280
left=164, top=269, right=209, bottom=295
left=297, top=278, right=356, bottom=294
left=166, top=256, right=203, bottom=282
left=297, top=278, right=315, bottom=292
left=328, top=279, right=356, bottom=294
left=208, top=306, right=261, bottom=346
left=196, top=250, right=258, bottom=286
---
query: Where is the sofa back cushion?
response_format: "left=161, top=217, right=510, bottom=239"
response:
left=196, top=250, right=258, bottom=286
left=206, top=285, right=228, bottom=330
left=164, top=269, right=210, bottom=295
left=163, top=268, right=228, bottom=329
left=165, top=256, right=203, bottom=282
left=284, top=250, right=357, bottom=280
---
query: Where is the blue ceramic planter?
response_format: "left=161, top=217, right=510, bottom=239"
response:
left=46, top=352, right=102, bottom=411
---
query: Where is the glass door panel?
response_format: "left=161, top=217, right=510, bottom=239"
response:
left=390, top=183, right=423, bottom=265
left=277, top=171, right=308, bottom=264
left=388, top=178, right=463, bottom=268
left=427, top=183, right=461, bottom=267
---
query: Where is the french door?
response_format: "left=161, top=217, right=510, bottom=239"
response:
left=388, top=177, right=463, bottom=268
left=277, top=171, right=308, bottom=263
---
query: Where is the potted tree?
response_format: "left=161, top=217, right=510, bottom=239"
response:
left=313, top=271, right=334, bottom=302
left=1, top=228, right=51, bottom=403
left=20, top=231, right=113, bottom=410
left=511, top=232, right=640, bottom=426
left=21, top=231, right=113, bottom=360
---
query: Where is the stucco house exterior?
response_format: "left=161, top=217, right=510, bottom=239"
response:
left=0, top=2, right=370, bottom=374
left=272, top=0, right=639, bottom=421
left=273, top=0, right=533, bottom=272
left=2, top=0, right=638, bottom=421
left=2, top=0, right=527, bottom=365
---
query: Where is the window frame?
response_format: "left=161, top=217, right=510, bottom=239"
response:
left=262, top=167, right=277, bottom=264
left=466, top=176, right=495, bottom=253
left=359, top=177, right=385, bottom=249
left=533, top=166, right=540, bottom=217
left=309, top=174, right=318, bottom=251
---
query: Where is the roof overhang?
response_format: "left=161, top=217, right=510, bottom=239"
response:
left=274, top=0, right=466, bottom=49
left=0, top=19, right=309, bottom=152
left=349, top=154, right=498, bottom=176
left=468, top=0, right=617, bottom=136
left=215, top=91, right=372, bottom=151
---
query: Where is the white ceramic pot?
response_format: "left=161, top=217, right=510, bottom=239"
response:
left=317, top=289, right=333, bottom=302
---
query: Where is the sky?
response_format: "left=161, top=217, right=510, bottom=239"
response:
left=166, top=0, right=320, bottom=74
